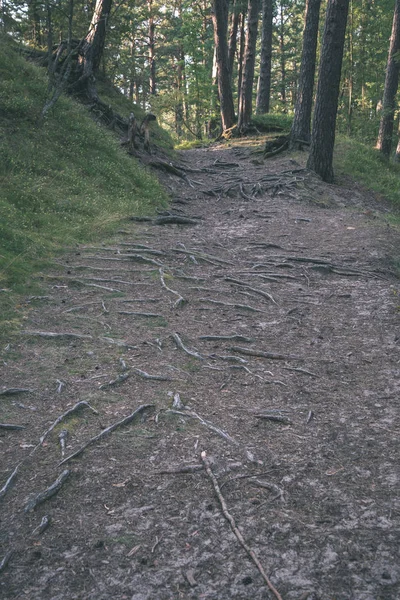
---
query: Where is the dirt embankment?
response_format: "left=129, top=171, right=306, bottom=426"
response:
left=1, top=143, right=399, bottom=600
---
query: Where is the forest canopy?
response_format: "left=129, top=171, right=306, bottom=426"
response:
left=1, top=0, right=400, bottom=180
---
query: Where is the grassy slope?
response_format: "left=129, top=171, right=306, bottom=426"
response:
left=0, top=34, right=169, bottom=336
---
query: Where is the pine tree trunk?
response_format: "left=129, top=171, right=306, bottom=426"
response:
left=278, top=1, right=286, bottom=110
left=228, top=0, right=241, bottom=79
left=148, top=0, right=156, bottom=96
left=376, top=0, right=400, bottom=158
left=307, top=0, right=350, bottom=183
left=256, top=0, right=273, bottom=114
left=290, top=0, right=321, bottom=147
left=237, top=0, right=260, bottom=132
left=237, top=11, right=246, bottom=111
left=212, top=0, right=236, bottom=131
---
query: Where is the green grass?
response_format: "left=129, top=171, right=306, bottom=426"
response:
left=0, top=33, right=169, bottom=338
left=334, top=136, right=400, bottom=211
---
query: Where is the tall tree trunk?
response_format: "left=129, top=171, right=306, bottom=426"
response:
left=212, top=0, right=236, bottom=131
left=376, top=0, right=400, bottom=158
left=290, top=0, right=321, bottom=147
left=278, top=0, right=286, bottom=110
left=148, top=0, right=156, bottom=96
left=237, top=10, right=246, bottom=111
left=228, top=0, right=241, bottom=78
left=237, top=0, right=260, bottom=132
left=256, top=0, right=273, bottom=114
left=307, top=0, right=350, bottom=182
left=77, top=0, right=112, bottom=99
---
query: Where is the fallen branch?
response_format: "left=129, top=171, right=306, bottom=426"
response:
left=159, top=268, right=186, bottom=308
left=167, top=410, right=238, bottom=445
left=134, top=368, right=173, bottom=382
left=228, top=346, right=301, bottom=361
left=225, top=277, right=277, bottom=305
left=0, top=388, right=33, bottom=396
left=21, top=331, right=92, bottom=340
left=283, top=367, right=319, bottom=378
left=198, top=298, right=266, bottom=314
left=24, top=469, right=71, bottom=512
left=32, top=515, right=51, bottom=536
left=0, top=423, right=25, bottom=430
left=201, top=451, right=283, bottom=600
left=198, top=335, right=254, bottom=343
left=255, top=413, right=291, bottom=425
left=0, top=551, right=13, bottom=574
left=0, top=463, right=21, bottom=501
left=154, top=216, right=199, bottom=226
left=58, top=429, right=68, bottom=458
left=40, top=401, right=99, bottom=444
left=117, top=311, right=164, bottom=318
left=59, top=404, right=155, bottom=466
left=172, top=333, right=204, bottom=360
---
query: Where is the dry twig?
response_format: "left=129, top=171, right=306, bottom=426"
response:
left=201, top=451, right=283, bottom=600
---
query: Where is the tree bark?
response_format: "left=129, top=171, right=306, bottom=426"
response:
left=376, top=0, right=400, bottom=158
left=237, top=0, right=260, bottom=132
left=256, top=0, right=273, bottom=114
left=307, top=0, right=350, bottom=183
left=148, top=0, right=156, bottom=96
left=228, top=0, right=241, bottom=79
left=76, top=0, right=112, bottom=100
left=278, top=0, right=286, bottom=110
left=212, top=0, right=236, bottom=131
left=290, top=0, right=321, bottom=147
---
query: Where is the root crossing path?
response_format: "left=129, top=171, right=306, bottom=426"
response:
left=1, top=144, right=399, bottom=600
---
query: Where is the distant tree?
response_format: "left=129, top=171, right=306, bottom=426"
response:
left=256, top=0, right=274, bottom=114
left=307, top=0, right=350, bottom=182
left=376, top=0, right=400, bottom=158
left=212, top=0, right=236, bottom=131
left=237, top=0, right=260, bottom=132
left=290, top=0, right=321, bottom=148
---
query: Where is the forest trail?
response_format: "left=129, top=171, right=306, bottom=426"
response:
left=1, top=142, right=399, bottom=600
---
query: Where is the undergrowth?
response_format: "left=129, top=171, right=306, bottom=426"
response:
left=334, top=136, right=400, bottom=212
left=0, top=33, right=168, bottom=339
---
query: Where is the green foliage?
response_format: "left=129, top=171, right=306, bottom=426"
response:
left=251, top=113, right=293, bottom=133
left=335, top=136, right=400, bottom=210
left=0, top=33, right=168, bottom=337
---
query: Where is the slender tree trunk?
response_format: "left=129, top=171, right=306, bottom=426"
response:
left=307, top=0, right=350, bottom=183
left=228, top=0, right=241, bottom=79
left=256, top=0, right=273, bottom=114
left=278, top=1, right=286, bottom=110
left=290, top=0, right=321, bottom=147
left=237, top=10, right=246, bottom=111
left=376, top=0, right=400, bottom=158
left=148, top=0, right=156, bottom=96
left=212, top=0, right=236, bottom=131
left=395, top=117, right=400, bottom=161
left=237, top=0, right=260, bottom=132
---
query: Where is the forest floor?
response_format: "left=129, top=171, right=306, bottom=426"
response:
left=1, top=140, right=399, bottom=600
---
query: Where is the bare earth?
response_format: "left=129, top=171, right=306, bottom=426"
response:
left=1, top=142, right=399, bottom=600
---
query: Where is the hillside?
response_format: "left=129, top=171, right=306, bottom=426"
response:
left=0, top=33, right=170, bottom=336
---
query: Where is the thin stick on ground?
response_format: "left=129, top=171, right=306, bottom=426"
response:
left=59, top=404, right=155, bottom=466
left=0, top=463, right=21, bottom=501
left=40, top=401, right=99, bottom=444
left=167, top=410, right=238, bottom=445
left=0, top=550, right=13, bottom=574
left=200, top=451, right=283, bottom=600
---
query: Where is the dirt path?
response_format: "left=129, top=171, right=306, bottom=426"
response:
left=1, top=143, right=399, bottom=600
